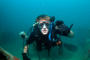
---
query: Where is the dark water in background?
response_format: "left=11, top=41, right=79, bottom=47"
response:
left=0, top=0, right=90, bottom=60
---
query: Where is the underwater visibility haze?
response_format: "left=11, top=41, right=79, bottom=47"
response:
left=0, top=0, right=90, bottom=60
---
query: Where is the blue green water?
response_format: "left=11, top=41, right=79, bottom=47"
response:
left=0, top=0, right=90, bottom=60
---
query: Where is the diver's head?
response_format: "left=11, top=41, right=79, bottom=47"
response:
left=38, top=20, right=50, bottom=35
left=36, top=15, right=51, bottom=35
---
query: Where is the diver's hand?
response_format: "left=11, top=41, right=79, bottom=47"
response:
left=58, top=24, right=70, bottom=36
left=56, top=41, right=61, bottom=46
left=22, top=53, right=31, bottom=60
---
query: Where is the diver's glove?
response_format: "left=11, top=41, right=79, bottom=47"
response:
left=59, top=24, right=70, bottom=36
left=63, top=27, right=70, bottom=36
left=22, top=53, right=31, bottom=60
left=55, top=20, right=70, bottom=36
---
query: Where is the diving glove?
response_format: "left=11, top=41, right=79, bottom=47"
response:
left=56, top=24, right=70, bottom=36
left=22, top=53, right=31, bottom=60
left=62, top=26, right=70, bottom=36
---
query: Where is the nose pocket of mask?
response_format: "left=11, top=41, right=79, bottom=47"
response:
left=43, top=24, right=47, bottom=28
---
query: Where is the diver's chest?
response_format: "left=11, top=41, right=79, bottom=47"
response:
left=40, top=37, right=49, bottom=43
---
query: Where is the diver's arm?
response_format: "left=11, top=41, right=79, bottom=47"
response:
left=67, top=30, right=74, bottom=38
left=19, top=31, right=31, bottom=60
left=23, top=45, right=29, bottom=53
left=22, top=44, right=31, bottom=60
left=22, top=33, right=37, bottom=60
left=19, top=31, right=29, bottom=53
left=22, top=35, right=35, bottom=60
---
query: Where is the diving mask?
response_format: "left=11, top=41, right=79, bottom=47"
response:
left=38, top=21, right=51, bottom=35
left=38, top=21, right=50, bottom=29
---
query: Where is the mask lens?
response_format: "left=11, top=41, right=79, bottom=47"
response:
left=45, top=23, right=49, bottom=26
left=39, top=23, right=43, bottom=27
left=38, top=21, right=50, bottom=28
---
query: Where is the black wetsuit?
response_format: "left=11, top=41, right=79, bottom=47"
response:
left=26, top=20, right=70, bottom=51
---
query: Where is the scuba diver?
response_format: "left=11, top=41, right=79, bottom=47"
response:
left=19, top=15, right=74, bottom=60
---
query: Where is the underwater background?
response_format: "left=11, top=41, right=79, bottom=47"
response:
left=0, top=0, right=90, bottom=60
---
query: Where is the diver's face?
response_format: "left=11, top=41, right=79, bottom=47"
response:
left=38, top=20, right=50, bottom=35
